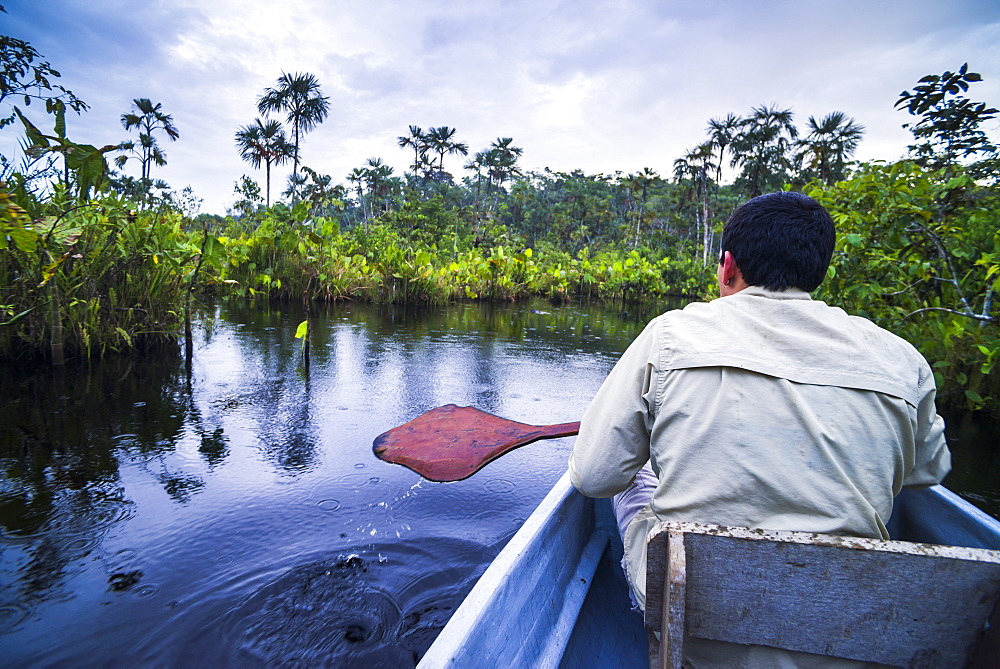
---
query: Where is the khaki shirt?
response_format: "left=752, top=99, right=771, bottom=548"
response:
left=568, top=286, right=950, bottom=618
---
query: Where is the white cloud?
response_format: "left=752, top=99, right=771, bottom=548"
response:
left=2, top=0, right=998, bottom=213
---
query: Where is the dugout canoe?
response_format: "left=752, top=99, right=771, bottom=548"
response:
left=417, top=474, right=1000, bottom=668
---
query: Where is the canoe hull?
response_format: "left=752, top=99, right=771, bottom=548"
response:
left=419, top=476, right=1000, bottom=668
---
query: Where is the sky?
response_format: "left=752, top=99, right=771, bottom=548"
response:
left=3, top=0, right=999, bottom=215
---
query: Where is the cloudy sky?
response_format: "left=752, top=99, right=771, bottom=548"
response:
left=3, top=0, right=999, bottom=214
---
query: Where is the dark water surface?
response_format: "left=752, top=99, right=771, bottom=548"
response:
left=0, top=299, right=658, bottom=666
left=0, top=299, right=997, bottom=666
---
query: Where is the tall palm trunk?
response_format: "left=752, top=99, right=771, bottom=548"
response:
left=265, top=160, right=272, bottom=207
left=292, top=121, right=300, bottom=202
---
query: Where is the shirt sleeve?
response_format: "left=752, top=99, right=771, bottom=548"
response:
left=902, top=363, right=951, bottom=487
left=568, top=318, right=658, bottom=498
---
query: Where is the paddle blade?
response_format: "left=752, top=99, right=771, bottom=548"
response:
left=372, top=404, right=580, bottom=482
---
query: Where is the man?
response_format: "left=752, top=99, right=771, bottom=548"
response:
left=568, top=191, right=951, bottom=666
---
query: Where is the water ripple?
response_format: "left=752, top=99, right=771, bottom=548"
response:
left=0, top=603, right=32, bottom=634
left=175, top=538, right=502, bottom=667
left=336, top=473, right=382, bottom=490
left=2, top=490, right=136, bottom=542
left=230, top=555, right=408, bottom=666
left=317, top=499, right=342, bottom=512
left=484, top=478, right=517, bottom=494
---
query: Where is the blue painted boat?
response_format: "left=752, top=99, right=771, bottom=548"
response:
left=418, top=473, right=1000, bottom=667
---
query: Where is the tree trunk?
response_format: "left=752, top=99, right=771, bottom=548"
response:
left=265, top=161, right=272, bottom=207
left=50, top=283, right=65, bottom=365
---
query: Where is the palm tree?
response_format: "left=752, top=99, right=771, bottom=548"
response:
left=347, top=167, right=369, bottom=222
left=362, top=157, right=395, bottom=213
left=257, top=72, right=330, bottom=200
left=425, top=126, right=469, bottom=175
left=234, top=118, right=296, bottom=206
left=484, top=137, right=523, bottom=190
left=464, top=151, right=489, bottom=202
left=798, top=111, right=865, bottom=185
left=116, top=134, right=166, bottom=182
left=413, top=153, right=437, bottom=182
left=282, top=172, right=308, bottom=201
left=707, top=113, right=742, bottom=185
left=730, top=105, right=798, bottom=197
left=623, top=167, right=660, bottom=248
left=118, top=98, right=179, bottom=182
left=397, top=125, right=429, bottom=175
left=674, top=143, right=717, bottom=263
left=298, top=166, right=341, bottom=217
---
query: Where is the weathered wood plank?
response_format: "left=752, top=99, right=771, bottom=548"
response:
left=645, top=522, right=1000, bottom=667
left=645, top=528, right=689, bottom=669
left=663, top=531, right=686, bottom=669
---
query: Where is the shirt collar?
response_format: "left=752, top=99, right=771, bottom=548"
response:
left=731, top=285, right=812, bottom=300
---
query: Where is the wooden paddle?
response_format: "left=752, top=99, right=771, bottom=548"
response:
left=372, top=404, right=580, bottom=482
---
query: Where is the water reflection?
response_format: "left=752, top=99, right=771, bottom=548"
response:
left=0, top=356, right=189, bottom=616
left=1, top=297, right=995, bottom=666
left=2, top=297, right=656, bottom=665
left=941, top=410, right=1000, bottom=518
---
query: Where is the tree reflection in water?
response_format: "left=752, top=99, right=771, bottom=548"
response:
left=1, top=356, right=186, bottom=609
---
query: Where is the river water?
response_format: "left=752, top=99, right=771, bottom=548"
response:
left=0, top=299, right=997, bottom=666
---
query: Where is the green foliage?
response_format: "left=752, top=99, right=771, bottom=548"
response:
left=116, top=98, right=179, bottom=193
left=895, top=63, right=998, bottom=169
left=15, top=102, right=117, bottom=200
left=0, top=191, right=202, bottom=358
left=0, top=187, right=36, bottom=254
left=2, top=53, right=996, bottom=421
left=210, top=195, right=713, bottom=308
left=809, top=161, right=999, bottom=414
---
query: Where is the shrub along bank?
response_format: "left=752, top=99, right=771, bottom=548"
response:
left=2, top=163, right=997, bottom=416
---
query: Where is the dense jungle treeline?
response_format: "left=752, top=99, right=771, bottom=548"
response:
left=0, top=16, right=997, bottom=415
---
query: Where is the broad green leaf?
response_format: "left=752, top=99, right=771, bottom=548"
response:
left=964, top=389, right=984, bottom=404
left=64, top=143, right=110, bottom=195
left=294, top=320, right=308, bottom=339
left=292, top=201, right=310, bottom=223
left=9, top=227, right=38, bottom=253
left=1, top=307, right=35, bottom=326
left=14, top=107, right=50, bottom=148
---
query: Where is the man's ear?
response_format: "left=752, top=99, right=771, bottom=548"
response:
left=721, top=251, right=739, bottom=285
left=719, top=251, right=748, bottom=296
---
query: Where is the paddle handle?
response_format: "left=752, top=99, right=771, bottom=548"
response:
left=533, top=421, right=581, bottom=439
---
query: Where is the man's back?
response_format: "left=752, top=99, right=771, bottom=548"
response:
left=569, top=286, right=950, bottom=610
left=643, top=286, right=948, bottom=535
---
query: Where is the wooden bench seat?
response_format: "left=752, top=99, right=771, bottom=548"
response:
left=644, top=522, right=1000, bottom=668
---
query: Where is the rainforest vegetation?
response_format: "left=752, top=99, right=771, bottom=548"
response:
left=0, top=18, right=997, bottom=414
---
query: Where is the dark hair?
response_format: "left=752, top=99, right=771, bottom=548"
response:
left=719, top=191, right=835, bottom=292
